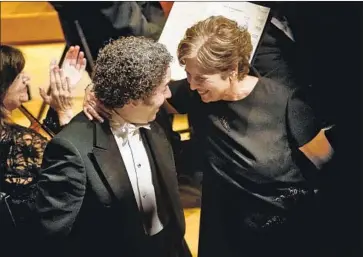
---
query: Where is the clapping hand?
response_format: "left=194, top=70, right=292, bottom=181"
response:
left=39, top=45, right=87, bottom=125
left=39, top=60, right=74, bottom=125
left=62, top=45, right=87, bottom=86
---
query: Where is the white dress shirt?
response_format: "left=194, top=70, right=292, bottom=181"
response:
left=110, top=117, right=163, bottom=236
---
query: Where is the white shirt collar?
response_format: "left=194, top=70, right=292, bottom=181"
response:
left=109, top=114, right=150, bottom=139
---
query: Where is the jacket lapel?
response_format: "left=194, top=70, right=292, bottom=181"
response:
left=90, top=121, right=146, bottom=238
left=141, top=122, right=185, bottom=234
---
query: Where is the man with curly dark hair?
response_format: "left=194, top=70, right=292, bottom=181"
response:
left=92, top=36, right=173, bottom=122
left=34, top=37, right=191, bottom=257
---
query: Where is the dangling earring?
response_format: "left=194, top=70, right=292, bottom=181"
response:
left=229, top=71, right=237, bottom=81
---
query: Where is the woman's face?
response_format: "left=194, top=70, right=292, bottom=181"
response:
left=3, top=71, right=30, bottom=111
left=185, top=57, right=231, bottom=103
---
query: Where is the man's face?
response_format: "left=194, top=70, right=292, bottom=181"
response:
left=119, top=67, right=172, bottom=124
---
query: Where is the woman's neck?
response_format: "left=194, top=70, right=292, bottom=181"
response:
left=222, top=75, right=259, bottom=101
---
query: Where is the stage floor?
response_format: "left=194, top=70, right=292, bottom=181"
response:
left=11, top=42, right=201, bottom=257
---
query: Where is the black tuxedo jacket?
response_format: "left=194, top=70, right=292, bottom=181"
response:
left=35, top=113, right=190, bottom=257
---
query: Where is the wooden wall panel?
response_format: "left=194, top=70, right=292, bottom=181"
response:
left=1, top=2, right=64, bottom=44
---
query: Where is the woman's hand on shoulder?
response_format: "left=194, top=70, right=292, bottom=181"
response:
left=83, top=83, right=111, bottom=123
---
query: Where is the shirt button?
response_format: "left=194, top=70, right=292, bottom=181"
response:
left=137, top=164, right=141, bottom=168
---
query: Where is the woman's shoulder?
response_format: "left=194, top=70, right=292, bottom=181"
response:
left=258, top=77, right=296, bottom=93
left=252, top=76, right=301, bottom=103
left=0, top=123, right=48, bottom=180
left=1, top=123, right=48, bottom=143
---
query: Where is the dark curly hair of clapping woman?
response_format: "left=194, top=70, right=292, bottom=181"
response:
left=93, top=36, right=173, bottom=108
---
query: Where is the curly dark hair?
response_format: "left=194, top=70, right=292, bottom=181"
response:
left=0, top=45, right=25, bottom=126
left=93, top=36, right=173, bottom=108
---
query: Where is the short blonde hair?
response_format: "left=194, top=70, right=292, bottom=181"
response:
left=177, top=15, right=252, bottom=80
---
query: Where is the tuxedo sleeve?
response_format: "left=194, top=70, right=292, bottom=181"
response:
left=35, top=137, right=86, bottom=237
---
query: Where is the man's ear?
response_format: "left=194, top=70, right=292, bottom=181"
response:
left=129, top=99, right=142, bottom=107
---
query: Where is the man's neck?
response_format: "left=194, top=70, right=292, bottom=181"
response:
left=110, top=111, right=149, bottom=128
